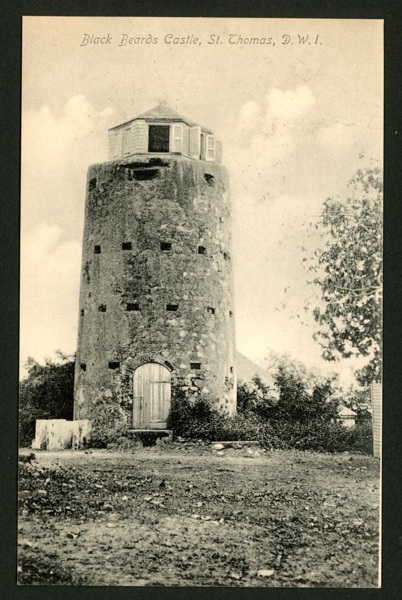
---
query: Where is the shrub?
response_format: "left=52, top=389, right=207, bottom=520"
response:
left=167, top=394, right=226, bottom=441
left=167, top=391, right=262, bottom=442
left=19, top=353, right=75, bottom=447
left=342, top=421, right=373, bottom=454
left=90, top=396, right=128, bottom=448
left=236, top=376, right=276, bottom=418
left=270, top=366, right=340, bottom=424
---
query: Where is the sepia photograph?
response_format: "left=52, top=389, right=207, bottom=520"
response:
left=19, top=17, right=382, bottom=587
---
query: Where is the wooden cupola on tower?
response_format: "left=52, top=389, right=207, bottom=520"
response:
left=108, top=101, right=222, bottom=163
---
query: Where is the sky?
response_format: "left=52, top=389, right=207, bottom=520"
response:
left=20, top=17, right=383, bottom=386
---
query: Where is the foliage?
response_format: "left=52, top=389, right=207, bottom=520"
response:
left=343, top=385, right=372, bottom=423
left=19, top=352, right=75, bottom=447
left=18, top=350, right=372, bottom=454
left=271, top=364, right=340, bottom=424
left=90, top=395, right=129, bottom=448
left=167, top=389, right=261, bottom=442
left=237, top=375, right=276, bottom=419
left=310, top=167, right=382, bottom=385
left=167, top=360, right=372, bottom=454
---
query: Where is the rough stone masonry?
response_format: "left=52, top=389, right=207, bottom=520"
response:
left=74, top=105, right=236, bottom=435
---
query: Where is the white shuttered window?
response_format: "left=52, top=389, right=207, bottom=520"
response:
left=171, top=124, right=182, bottom=153
left=206, top=135, right=215, bottom=162
left=189, top=126, right=201, bottom=159
left=122, top=127, right=131, bottom=156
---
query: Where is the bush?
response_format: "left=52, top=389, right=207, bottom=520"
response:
left=273, top=420, right=349, bottom=452
left=90, top=396, right=128, bottom=448
left=270, top=366, right=340, bottom=424
left=342, top=421, right=373, bottom=454
left=167, top=391, right=262, bottom=442
left=19, top=354, right=75, bottom=447
left=167, top=360, right=374, bottom=454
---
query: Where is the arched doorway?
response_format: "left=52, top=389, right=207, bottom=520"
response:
left=133, top=363, right=171, bottom=429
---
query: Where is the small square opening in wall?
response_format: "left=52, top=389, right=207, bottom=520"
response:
left=160, top=242, right=172, bottom=251
left=166, top=304, right=178, bottom=311
left=108, top=361, right=120, bottom=370
left=122, top=242, right=132, bottom=250
left=197, top=246, right=206, bottom=255
left=230, top=366, right=234, bottom=373
left=94, top=245, right=101, bottom=254
left=98, top=304, right=106, bottom=312
left=229, top=310, right=233, bottom=318
left=223, top=252, right=230, bottom=261
left=204, top=173, right=215, bottom=186
left=190, top=362, right=201, bottom=370
left=127, top=303, right=140, bottom=311
left=80, top=363, right=87, bottom=371
left=207, top=306, right=215, bottom=314
left=80, top=309, right=85, bottom=316
left=89, top=177, right=97, bottom=191
left=131, top=168, right=159, bottom=181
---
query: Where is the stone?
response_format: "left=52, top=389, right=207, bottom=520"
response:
left=257, top=569, right=275, bottom=578
left=212, top=443, right=225, bottom=451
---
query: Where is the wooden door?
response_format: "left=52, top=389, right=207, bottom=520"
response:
left=133, top=363, right=171, bottom=429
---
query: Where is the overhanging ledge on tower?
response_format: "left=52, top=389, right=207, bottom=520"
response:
left=108, top=101, right=222, bottom=163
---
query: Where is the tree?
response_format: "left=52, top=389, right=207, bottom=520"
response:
left=19, top=352, right=75, bottom=446
left=343, top=385, right=372, bottom=423
left=310, top=166, right=382, bottom=385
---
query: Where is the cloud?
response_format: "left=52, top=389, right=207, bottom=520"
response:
left=266, top=86, right=315, bottom=121
left=238, top=100, right=261, bottom=135
left=21, top=95, right=116, bottom=237
left=20, top=223, right=81, bottom=371
left=20, top=95, right=119, bottom=370
left=235, top=86, right=316, bottom=139
left=22, top=95, right=114, bottom=168
left=226, top=86, right=316, bottom=201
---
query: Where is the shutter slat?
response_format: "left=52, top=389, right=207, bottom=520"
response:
left=206, top=135, right=215, bottom=162
left=189, top=127, right=201, bottom=159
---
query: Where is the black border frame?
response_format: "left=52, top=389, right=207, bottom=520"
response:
left=2, top=2, right=401, bottom=599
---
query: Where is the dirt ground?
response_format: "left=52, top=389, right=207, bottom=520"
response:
left=18, top=443, right=380, bottom=587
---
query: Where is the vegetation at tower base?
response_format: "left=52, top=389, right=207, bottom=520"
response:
left=167, top=358, right=372, bottom=455
left=19, top=353, right=75, bottom=447
left=88, top=391, right=130, bottom=449
left=19, top=353, right=371, bottom=454
left=309, top=167, right=382, bottom=386
left=342, top=386, right=372, bottom=424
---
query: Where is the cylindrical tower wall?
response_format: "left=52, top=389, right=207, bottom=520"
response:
left=74, top=155, right=236, bottom=427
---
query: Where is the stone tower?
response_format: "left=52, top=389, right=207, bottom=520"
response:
left=74, top=103, right=236, bottom=433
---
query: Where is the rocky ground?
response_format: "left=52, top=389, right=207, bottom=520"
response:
left=18, top=443, right=380, bottom=587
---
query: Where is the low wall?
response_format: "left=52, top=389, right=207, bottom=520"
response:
left=32, top=419, right=91, bottom=451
